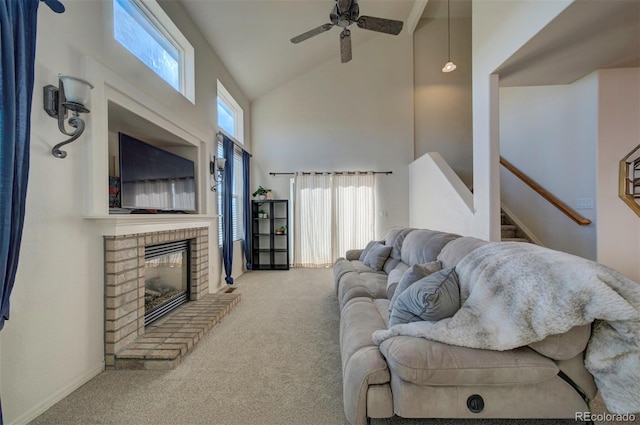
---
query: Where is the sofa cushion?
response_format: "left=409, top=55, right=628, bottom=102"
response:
left=374, top=299, right=391, bottom=329
left=349, top=260, right=380, bottom=274
left=359, top=240, right=382, bottom=261
left=382, top=258, right=401, bottom=274
left=334, top=259, right=382, bottom=287
left=345, top=249, right=363, bottom=261
left=386, top=262, right=409, bottom=299
left=340, top=297, right=392, bottom=425
left=389, top=267, right=460, bottom=327
left=333, top=258, right=355, bottom=287
left=528, top=324, right=592, bottom=360
left=388, top=261, right=442, bottom=313
left=341, top=298, right=390, bottom=363
left=437, top=236, right=490, bottom=268
left=383, top=227, right=416, bottom=260
left=337, top=271, right=388, bottom=309
left=363, top=243, right=392, bottom=271
left=400, top=229, right=460, bottom=266
left=380, top=336, right=559, bottom=386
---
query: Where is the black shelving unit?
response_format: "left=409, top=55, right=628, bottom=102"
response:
left=251, top=200, right=289, bottom=270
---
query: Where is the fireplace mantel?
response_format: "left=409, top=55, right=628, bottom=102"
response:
left=86, top=214, right=218, bottom=236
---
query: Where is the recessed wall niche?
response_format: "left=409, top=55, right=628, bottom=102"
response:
left=107, top=101, right=202, bottom=214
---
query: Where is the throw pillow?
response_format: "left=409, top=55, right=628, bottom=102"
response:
left=362, top=243, right=392, bottom=271
left=388, top=261, right=441, bottom=313
left=359, top=240, right=382, bottom=261
left=389, top=267, right=460, bottom=327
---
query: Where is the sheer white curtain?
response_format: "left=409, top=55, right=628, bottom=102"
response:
left=293, top=172, right=375, bottom=267
left=294, top=173, right=333, bottom=267
left=333, top=172, right=375, bottom=258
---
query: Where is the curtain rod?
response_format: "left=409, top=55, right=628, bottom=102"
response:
left=269, top=171, right=393, bottom=176
left=216, top=130, right=252, bottom=157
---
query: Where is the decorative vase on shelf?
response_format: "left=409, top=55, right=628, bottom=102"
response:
left=258, top=195, right=266, bottom=200
left=266, top=191, right=274, bottom=200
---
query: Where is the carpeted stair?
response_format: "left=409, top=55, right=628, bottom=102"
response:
left=501, top=210, right=533, bottom=243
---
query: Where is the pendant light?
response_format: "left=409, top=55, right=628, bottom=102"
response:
left=442, top=0, right=457, bottom=73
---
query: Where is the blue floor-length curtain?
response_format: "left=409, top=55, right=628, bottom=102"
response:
left=1, top=0, right=46, bottom=422
left=242, top=150, right=252, bottom=270
left=0, top=0, right=39, bottom=331
left=221, top=135, right=234, bottom=284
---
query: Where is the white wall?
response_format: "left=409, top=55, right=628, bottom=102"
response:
left=411, top=1, right=573, bottom=240
left=597, top=68, right=640, bottom=281
left=409, top=153, right=474, bottom=235
left=414, top=2, right=473, bottom=185
left=499, top=72, right=599, bottom=260
left=0, top=1, right=250, bottom=423
left=251, top=33, right=414, bottom=239
left=471, top=0, right=573, bottom=240
left=160, top=0, right=251, bottom=285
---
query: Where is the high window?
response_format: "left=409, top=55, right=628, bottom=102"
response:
left=216, top=81, right=245, bottom=245
left=217, top=80, right=244, bottom=143
left=113, top=0, right=195, bottom=102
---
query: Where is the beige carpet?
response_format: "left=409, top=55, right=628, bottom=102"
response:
left=30, top=268, right=637, bottom=425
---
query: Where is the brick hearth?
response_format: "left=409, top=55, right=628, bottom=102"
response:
left=103, top=227, right=238, bottom=369
left=115, top=291, right=240, bottom=370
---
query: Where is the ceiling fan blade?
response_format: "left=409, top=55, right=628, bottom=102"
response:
left=340, top=29, right=352, bottom=63
left=291, top=23, right=334, bottom=44
left=356, top=16, right=404, bottom=35
left=336, top=0, right=353, bottom=14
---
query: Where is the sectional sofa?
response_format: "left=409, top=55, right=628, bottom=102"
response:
left=333, top=227, right=640, bottom=425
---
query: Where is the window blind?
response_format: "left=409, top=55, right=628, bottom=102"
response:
left=218, top=141, right=244, bottom=245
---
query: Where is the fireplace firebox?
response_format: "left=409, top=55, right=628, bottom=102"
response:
left=144, top=240, right=190, bottom=326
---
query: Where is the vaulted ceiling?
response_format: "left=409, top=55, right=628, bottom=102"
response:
left=179, top=0, right=416, bottom=100
left=177, top=0, right=640, bottom=101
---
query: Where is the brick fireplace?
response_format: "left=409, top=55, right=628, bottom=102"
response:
left=103, top=227, right=209, bottom=368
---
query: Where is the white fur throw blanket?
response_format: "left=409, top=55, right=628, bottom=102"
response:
left=372, top=242, right=640, bottom=414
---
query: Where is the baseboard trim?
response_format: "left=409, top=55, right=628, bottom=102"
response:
left=7, top=363, right=104, bottom=425
left=500, top=203, right=545, bottom=246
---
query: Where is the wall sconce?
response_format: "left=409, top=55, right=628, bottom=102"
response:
left=210, top=156, right=227, bottom=191
left=43, top=74, right=94, bottom=159
left=442, top=0, right=457, bottom=73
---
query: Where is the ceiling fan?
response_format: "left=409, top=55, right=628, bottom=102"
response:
left=290, top=0, right=404, bottom=63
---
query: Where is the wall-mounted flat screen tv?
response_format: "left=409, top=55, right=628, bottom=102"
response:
left=119, top=132, right=196, bottom=212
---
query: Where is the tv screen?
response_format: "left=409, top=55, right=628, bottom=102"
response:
left=119, top=132, right=196, bottom=212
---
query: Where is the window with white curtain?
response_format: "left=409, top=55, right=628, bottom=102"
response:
left=217, top=141, right=244, bottom=245
left=332, top=173, right=375, bottom=257
left=293, top=172, right=375, bottom=267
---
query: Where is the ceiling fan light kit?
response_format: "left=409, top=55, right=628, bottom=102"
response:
left=291, top=0, right=404, bottom=63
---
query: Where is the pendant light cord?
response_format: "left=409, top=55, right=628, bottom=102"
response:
left=447, top=0, right=451, bottom=61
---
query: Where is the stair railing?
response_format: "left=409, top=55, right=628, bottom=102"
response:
left=500, top=157, right=592, bottom=226
left=619, top=144, right=640, bottom=217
